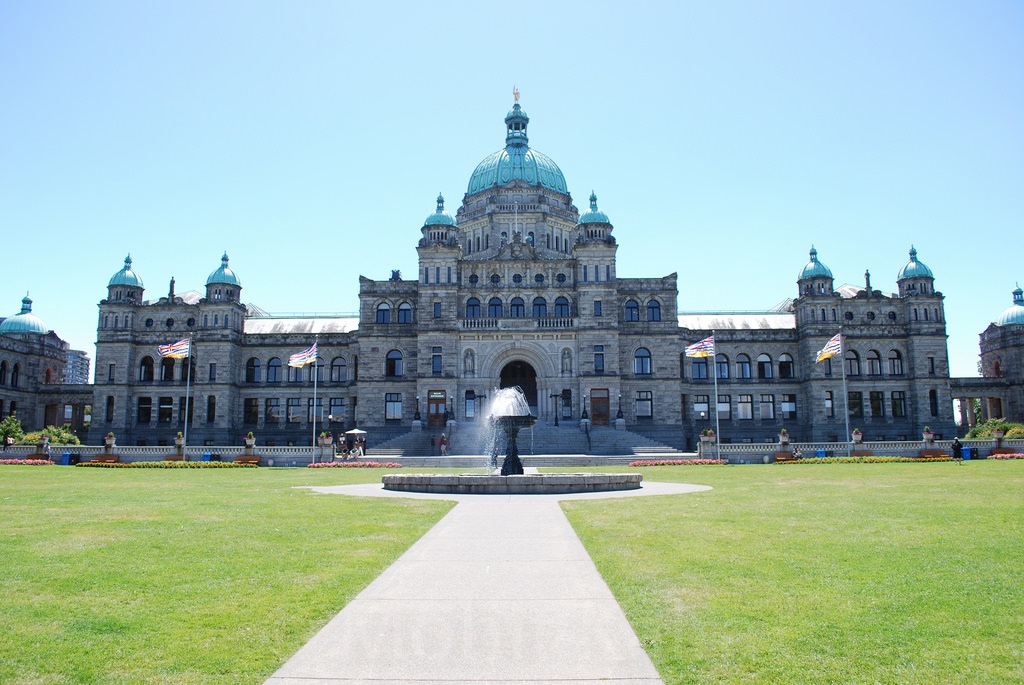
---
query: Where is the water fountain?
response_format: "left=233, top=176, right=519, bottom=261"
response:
left=382, top=386, right=642, bottom=494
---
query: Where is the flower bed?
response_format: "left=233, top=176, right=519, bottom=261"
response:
left=987, top=452, right=1024, bottom=460
left=777, top=455, right=952, bottom=465
left=0, top=458, right=55, bottom=466
left=629, top=459, right=728, bottom=467
left=307, top=461, right=402, bottom=468
left=77, top=461, right=257, bottom=469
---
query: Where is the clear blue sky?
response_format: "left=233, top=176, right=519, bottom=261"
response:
left=2, top=1, right=1021, bottom=379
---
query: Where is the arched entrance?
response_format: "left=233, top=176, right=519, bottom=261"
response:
left=500, top=361, right=538, bottom=408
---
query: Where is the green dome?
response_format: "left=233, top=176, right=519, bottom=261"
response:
left=897, top=246, right=934, bottom=280
left=466, top=102, right=568, bottom=196
left=799, top=246, right=833, bottom=280
left=423, top=193, right=457, bottom=227
left=578, top=192, right=611, bottom=225
left=996, top=286, right=1024, bottom=326
left=206, top=252, right=241, bottom=287
left=0, top=294, right=48, bottom=335
left=108, top=254, right=144, bottom=288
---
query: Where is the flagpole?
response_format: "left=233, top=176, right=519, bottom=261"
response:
left=183, top=334, right=193, bottom=461
left=311, top=336, right=319, bottom=463
left=712, top=331, right=721, bottom=461
left=839, top=329, right=851, bottom=458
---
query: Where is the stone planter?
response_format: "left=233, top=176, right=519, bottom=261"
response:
left=851, top=433, right=863, bottom=444
left=318, top=437, right=333, bottom=447
left=992, top=430, right=1005, bottom=440
left=104, top=437, right=116, bottom=448
left=244, top=437, right=256, bottom=448
left=778, top=434, right=790, bottom=445
left=922, top=432, right=935, bottom=443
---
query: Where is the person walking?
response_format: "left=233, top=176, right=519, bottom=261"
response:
left=952, top=437, right=963, bottom=465
left=439, top=433, right=448, bottom=456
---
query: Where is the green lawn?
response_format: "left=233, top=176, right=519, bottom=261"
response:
left=3, top=462, right=1021, bottom=684
left=561, top=460, right=1024, bottom=684
left=0, top=467, right=453, bottom=684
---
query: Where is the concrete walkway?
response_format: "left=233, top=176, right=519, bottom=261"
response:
left=265, top=479, right=709, bottom=685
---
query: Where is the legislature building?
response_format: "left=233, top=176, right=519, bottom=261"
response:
left=81, top=96, right=987, bottom=452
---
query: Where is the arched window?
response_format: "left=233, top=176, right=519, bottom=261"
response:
left=778, top=353, right=795, bottom=379
left=532, top=297, right=547, bottom=318
left=0, top=361, right=7, bottom=385
left=757, top=353, right=773, bottom=379
left=160, top=358, right=175, bottom=382
left=488, top=297, right=503, bottom=318
left=866, top=350, right=882, bottom=376
left=647, top=300, right=661, bottom=321
left=736, top=354, right=752, bottom=379
left=44, top=368, right=53, bottom=384
left=397, top=302, right=413, bottom=323
left=376, top=303, right=391, bottom=324
left=207, top=396, right=216, bottom=423
left=634, top=348, right=652, bottom=375
left=11, top=363, right=21, bottom=387
left=624, top=300, right=639, bottom=321
left=466, top=298, right=481, bottom=318
left=245, top=358, right=261, bottom=383
left=820, top=308, right=826, bottom=322
left=386, top=350, right=403, bottom=377
left=888, top=349, right=904, bottom=376
left=554, top=296, right=570, bottom=317
left=331, top=357, right=347, bottom=382
left=845, top=350, right=861, bottom=376
left=266, top=358, right=282, bottom=383
left=139, top=357, right=155, bottom=382
left=715, top=353, right=729, bottom=379
left=527, top=231, right=535, bottom=247
left=510, top=297, right=525, bottom=318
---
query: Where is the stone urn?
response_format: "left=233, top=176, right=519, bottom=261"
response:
left=104, top=435, right=116, bottom=448
left=244, top=435, right=256, bottom=448
left=992, top=429, right=1005, bottom=441
left=318, top=435, right=333, bottom=447
left=851, top=432, right=863, bottom=444
left=174, top=435, right=185, bottom=448
left=922, top=431, right=935, bottom=444
left=778, top=433, right=790, bottom=445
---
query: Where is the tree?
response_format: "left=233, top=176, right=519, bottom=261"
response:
left=0, top=414, right=25, bottom=443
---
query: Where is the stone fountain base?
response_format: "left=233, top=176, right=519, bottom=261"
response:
left=381, top=472, right=642, bottom=495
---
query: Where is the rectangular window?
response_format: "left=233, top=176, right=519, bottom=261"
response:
left=825, top=391, right=834, bottom=418
left=423, top=267, right=429, bottom=283
left=329, top=397, right=346, bottom=422
left=870, top=391, right=885, bottom=418
left=929, top=389, right=939, bottom=417
left=465, top=392, right=476, bottom=419
left=892, top=391, right=907, bottom=418
left=781, top=394, right=796, bottom=421
left=158, top=396, right=173, bottom=423
left=265, top=398, right=281, bottom=424
left=594, top=345, right=605, bottom=374
left=593, top=299, right=602, bottom=316
left=137, top=397, right=152, bottom=423
left=385, top=393, right=402, bottom=421
left=307, top=398, right=323, bottom=423
left=928, top=357, right=936, bottom=375
left=179, top=397, right=193, bottom=426
left=108, top=363, right=115, bottom=382
left=287, top=398, right=302, bottom=423
left=105, top=396, right=114, bottom=422
left=636, top=391, right=653, bottom=418
left=208, top=363, right=217, bottom=382
left=606, top=265, right=611, bottom=281
left=244, top=398, right=259, bottom=424
left=582, top=265, right=588, bottom=282
left=435, top=266, right=440, bottom=283
left=206, top=396, right=216, bottom=423
left=433, top=302, right=442, bottom=318
left=823, top=358, right=832, bottom=376
left=759, top=394, right=775, bottom=420
left=848, top=391, right=864, bottom=419
left=717, top=394, right=731, bottom=420
left=447, top=266, right=451, bottom=283
left=693, top=394, right=710, bottom=420
left=692, top=359, right=708, bottom=379
left=432, top=347, right=442, bottom=376
left=738, top=394, right=753, bottom=420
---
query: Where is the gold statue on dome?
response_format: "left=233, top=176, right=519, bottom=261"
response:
left=513, top=85, right=520, bottom=103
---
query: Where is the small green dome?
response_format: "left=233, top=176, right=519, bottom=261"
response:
left=897, top=246, right=934, bottom=280
left=108, top=254, right=144, bottom=288
left=578, top=192, right=611, bottom=225
left=423, top=193, right=457, bottom=227
left=799, top=246, right=833, bottom=280
left=996, top=286, right=1024, bottom=326
left=0, top=294, right=48, bottom=335
left=466, top=102, right=568, bottom=196
left=206, top=252, right=241, bottom=287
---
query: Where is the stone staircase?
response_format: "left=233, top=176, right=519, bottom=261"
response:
left=369, top=421, right=687, bottom=458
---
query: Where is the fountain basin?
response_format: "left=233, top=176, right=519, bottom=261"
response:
left=382, top=472, right=643, bottom=495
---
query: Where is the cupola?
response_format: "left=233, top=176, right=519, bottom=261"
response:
left=420, top=193, right=458, bottom=246
left=205, top=252, right=242, bottom=302
left=107, top=254, right=145, bottom=303
left=896, top=246, right=935, bottom=297
left=0, top=294, right=49, bottom=335
left=577, top=191, right=614, bottom=243
left=995, top=285, right=1024, bottom=326
left=797, top=246, right=834, bottom=296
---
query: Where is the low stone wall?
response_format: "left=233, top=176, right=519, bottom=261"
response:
left=381, top=473, right=643, bottom=495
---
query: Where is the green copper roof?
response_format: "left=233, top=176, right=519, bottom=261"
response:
left=578, top=191, right=611, bottom=225
left=996, top=286, right=1024, bottom=326
left=206, top=252, right=242, bottom=287
left=108, top=254, right=144, bottom=288
left=897, top=246, right=934, bottom=280
left=799, top=246, right=833, bottom=280
left=0, top=294, right=48, bottom=335
left=423, top=193, right=457, bottom=227
left=466, top=102, right=568, bottom=195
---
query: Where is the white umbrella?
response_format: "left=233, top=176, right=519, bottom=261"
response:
left=345, top=428, right=367, bottom=435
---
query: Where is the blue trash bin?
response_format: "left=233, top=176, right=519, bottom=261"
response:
left=961, top=447, right=972, bottom=460
left=61, top=452, right=71, bottom=466
left=202, top=453, right=212, bottom=462
left=815, top=449, right=827, bottom=458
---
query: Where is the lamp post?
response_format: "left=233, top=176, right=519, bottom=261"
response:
left=550, top=393, right=560, bottom=426
left=617, top=392, right=623, bottom=419
left=414, top=396, right=421, bottom=421
left=582, top=394, right=589, bottom=419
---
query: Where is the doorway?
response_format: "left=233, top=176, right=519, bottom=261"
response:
left=590, top=388, right=610, bottom=426
left=500, top=361, right=538, bottom=407
left=427, top=390, right=447, bottom=427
